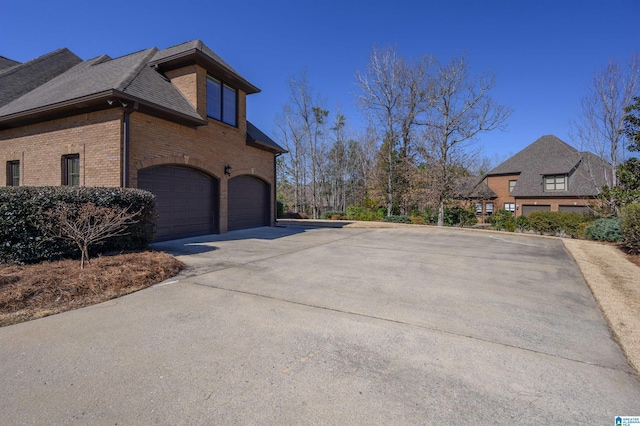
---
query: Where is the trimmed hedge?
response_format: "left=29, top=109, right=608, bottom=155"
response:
left=0, top=186, right=157, bottom=264
left=528, top=211, right=592, bottom=238
left=584, top=218, right=622, bottom=242
left=621, top=203, right=640, bottom=254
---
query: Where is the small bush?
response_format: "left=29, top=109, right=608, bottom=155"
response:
left=346, top=205, right=378, bottom=221
left=322, top=211, right=347, bottom=220
left=383, top=215, right=412, bottom=224
left=584, top=218, right=622, bottom=242
left=491, top=209, right=515, bottom=232
left=621, top=203, right=640, bottom=253
left=276, top=201, right=285, bottom=218
left=515, top=216, right=530, bottom=232
left=411, top=216, right=424, bottom=225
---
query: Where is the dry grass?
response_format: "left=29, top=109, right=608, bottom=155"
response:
left=0, top=251, right=183, bottom=327
left=563, top=239, right=640, bottom=376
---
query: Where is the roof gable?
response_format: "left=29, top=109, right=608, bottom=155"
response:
left=0, top=56, right=21, bottom=71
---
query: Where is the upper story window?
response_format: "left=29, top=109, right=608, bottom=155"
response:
left=6, top=161, right=19, bottom=186
left=62, top=154, right=80, bottom=186
left=544, top=175, right=566, bottom=192
left=509, top=179, right=517, bottom=193
left=206, top=75, right=237, bottom=127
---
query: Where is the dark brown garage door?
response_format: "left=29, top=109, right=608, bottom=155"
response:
left=228, top=175, right=269, bottom=231
left=138, top=166, right=218, bottom=241
left=522, top=204, right=551, bottom=216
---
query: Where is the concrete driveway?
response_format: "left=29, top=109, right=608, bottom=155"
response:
left=1, top=225, right=639, bottom=424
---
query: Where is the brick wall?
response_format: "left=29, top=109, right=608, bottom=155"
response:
left=0, top=110, right=122, bottom=187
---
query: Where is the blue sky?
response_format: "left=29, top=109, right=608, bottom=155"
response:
left=1, top=0, right=638, bottom=161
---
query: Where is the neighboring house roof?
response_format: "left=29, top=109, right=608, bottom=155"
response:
left=485, top=135, right=611, bottom=197
left=246, top=121, right=286, bottom=154
left=0, top=56, right=21, bottom=71
left=0, top=48, right=82, bottom=107
left=453, top=176, right=497, bottom=199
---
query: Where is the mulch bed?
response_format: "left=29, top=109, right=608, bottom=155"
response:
left=0, top=251, right=183, bottom=327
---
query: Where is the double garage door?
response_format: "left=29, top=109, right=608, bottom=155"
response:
left=138, top=166, right=268, bottom=241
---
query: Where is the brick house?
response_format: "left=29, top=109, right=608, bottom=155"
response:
left=0, top=40, right=285, bottom=240
left=477, top=135, right=609, bottom=220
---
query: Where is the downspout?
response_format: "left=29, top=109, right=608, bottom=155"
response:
left=121, top=101, right=139, bottom=187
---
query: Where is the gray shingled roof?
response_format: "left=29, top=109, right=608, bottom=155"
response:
left=0, top=56, right=21, bottom=71
left=486, top=135, right=611, bottom=197
left=247, top=121, right=286, bottom=153
left=453, top=176, right=497, bottom=199
left=0, top=48, right=81, bottom=107
left=150, top=40, right=260, bottom=94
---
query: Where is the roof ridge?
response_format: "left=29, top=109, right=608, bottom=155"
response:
left=0, top=48, right=77, bottom=78
left=116, top=47, right=159, bottom=92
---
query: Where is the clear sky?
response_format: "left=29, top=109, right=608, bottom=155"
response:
left=1, top=0, right=638, bottom=161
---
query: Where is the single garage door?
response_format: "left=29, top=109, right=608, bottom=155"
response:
left=138, top=166, right=218, bottom=241
left=228, top=175, right=269, bottom=231
left=522, top=204, right=551, bottom=216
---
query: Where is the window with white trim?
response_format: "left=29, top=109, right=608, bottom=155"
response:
left=504, top=202, right=515, bottom=212
left=475, top=203, right=482, bottom=215
left=509, top=179, right=517, bottom=193
left=485, top=202, right=494, bottom=215
left=544, top=175, right=566, bottom=191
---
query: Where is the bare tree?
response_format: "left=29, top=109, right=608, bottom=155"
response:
left=421, top=54, right=512, bottom=226
left=572, top=53, right=640, bottom=188
left=48, top=202, right=141, bottom=269
left=355, top=46, right=434, bottom=215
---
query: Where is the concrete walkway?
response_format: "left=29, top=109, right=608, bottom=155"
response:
left=0, top=225, right=638, bottom=424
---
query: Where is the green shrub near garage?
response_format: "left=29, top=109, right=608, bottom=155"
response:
left=584, top=217, right=622, bottom=242
left=621, top=203, right=640, bottom=253
left=0, top=186, right=157, bottom=264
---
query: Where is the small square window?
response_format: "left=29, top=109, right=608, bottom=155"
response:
left=6, top=161, right=19, bottom=186
left=62, top=154, right=80, bottom=186
left=504, top=202, right=515, bottom=212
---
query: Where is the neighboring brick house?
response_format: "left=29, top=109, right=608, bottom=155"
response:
left=452, top=176, right=497, bottom=222
left=478, top=135, right=609, bottom=219
left=0, top=40, right=285, bottom=240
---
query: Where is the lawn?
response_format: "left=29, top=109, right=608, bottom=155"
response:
left=0, top=251, right=183, bottom=327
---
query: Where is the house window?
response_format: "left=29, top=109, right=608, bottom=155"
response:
left=509, top=180, right=517, bottom=193
left=6, top=161, right=19, bottom=186
left=544, top=175, right=566, bottom=191
left=206, top=75, right=237, bottom=127
left=62, top=154, right=80, bottom=186
left=504, top=202, right=515, bottom=212
left=475, top=203, right=482, bottom=215
left=485, top=202, right=494, bottom=215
